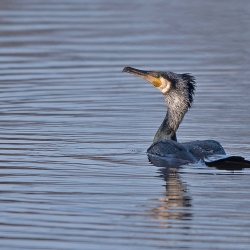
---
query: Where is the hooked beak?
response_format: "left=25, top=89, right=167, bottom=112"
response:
left=123, top=66, right=162, bottom=88
left=123, top=66, right=149, bottom=77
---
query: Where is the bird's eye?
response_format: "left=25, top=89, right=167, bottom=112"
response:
left=153, top=72, right=161, bottom=78
left=149, top=72, right=161, bottom=78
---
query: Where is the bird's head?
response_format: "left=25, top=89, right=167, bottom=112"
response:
left=123, top=66, right=196, bottom=109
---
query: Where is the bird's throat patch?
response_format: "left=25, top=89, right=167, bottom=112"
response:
left=151, top=78, right=162, bottom=88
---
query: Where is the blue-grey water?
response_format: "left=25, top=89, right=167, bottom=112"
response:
left=0, top=1, right=250, bottom=249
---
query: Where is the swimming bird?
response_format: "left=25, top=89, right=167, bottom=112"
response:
left=123, top=66, right=250, bottom=166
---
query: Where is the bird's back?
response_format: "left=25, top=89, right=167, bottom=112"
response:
left=147, top=139, right=226, bottom=162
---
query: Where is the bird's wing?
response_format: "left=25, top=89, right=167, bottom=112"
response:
left=147, top=139, right=196, bottom=161
left=182, top=140, right=226, bottom=160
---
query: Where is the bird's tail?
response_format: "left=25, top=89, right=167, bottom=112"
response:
left=204, top=155, right=250, bottom=171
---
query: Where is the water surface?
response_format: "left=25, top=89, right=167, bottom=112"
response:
left=0, top=1, right=250, bottom=249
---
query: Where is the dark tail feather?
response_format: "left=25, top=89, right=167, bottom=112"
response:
left=205, top=155, right=250, bottom=171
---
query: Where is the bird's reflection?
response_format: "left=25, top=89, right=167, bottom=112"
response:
left=148, top=155, right=192, bottom=221
left=148, top=154, right=250, bottom=222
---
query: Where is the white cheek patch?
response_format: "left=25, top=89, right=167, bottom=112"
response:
left=157, top=77, right=171, bottom=94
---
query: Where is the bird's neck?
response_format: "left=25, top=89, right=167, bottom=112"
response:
left=153, top=95, right=188, bottom=143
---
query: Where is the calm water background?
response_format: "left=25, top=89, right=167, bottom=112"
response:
left=0, top=0, right=250, bottom=249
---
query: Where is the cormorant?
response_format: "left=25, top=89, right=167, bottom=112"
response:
left=123, top=66, right=250, bottom=167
